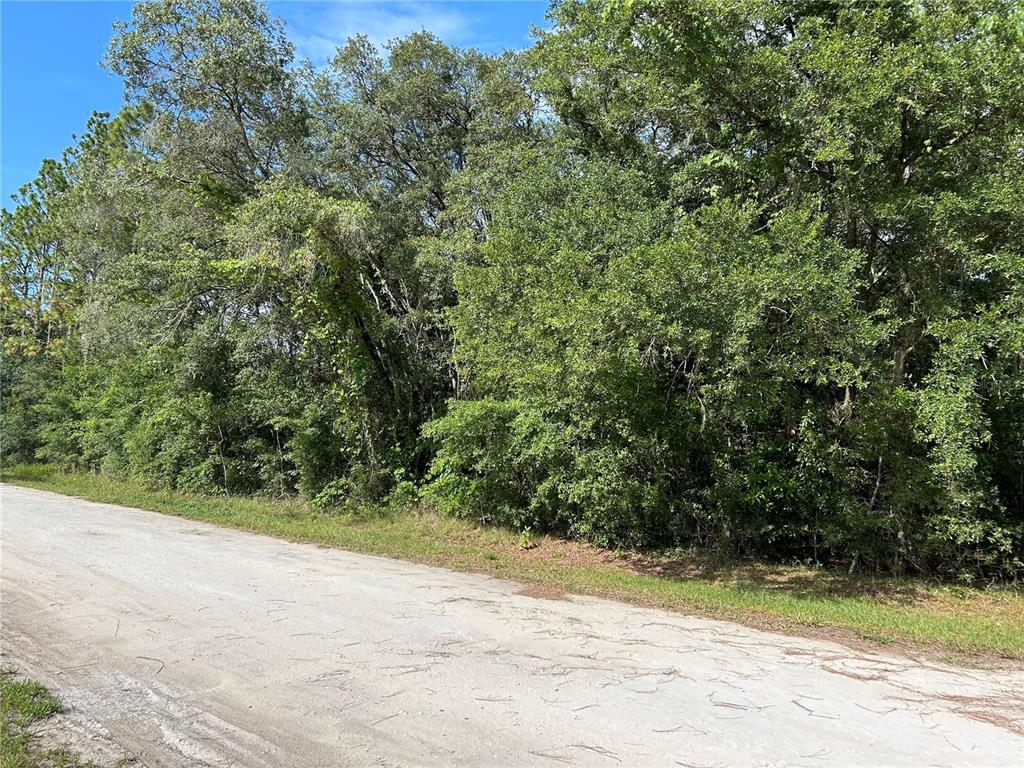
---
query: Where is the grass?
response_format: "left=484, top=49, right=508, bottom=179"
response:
left=0, top=669, right=97, bottom=768
left=3, top=463, right=1023, bottom=663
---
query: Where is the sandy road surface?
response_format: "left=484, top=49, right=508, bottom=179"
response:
left=1, top=484, right=1022, bottom=767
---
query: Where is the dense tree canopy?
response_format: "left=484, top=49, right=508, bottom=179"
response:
left=3, top=0, right=1023, bottom=579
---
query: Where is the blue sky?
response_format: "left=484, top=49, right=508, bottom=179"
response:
left=1, top=1, right=548, bottom=208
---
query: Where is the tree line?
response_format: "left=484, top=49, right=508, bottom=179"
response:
left=3, top=0, right=1023, bottom=579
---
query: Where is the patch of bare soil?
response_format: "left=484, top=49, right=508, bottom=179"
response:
left=24, top=709, right=144, bottom=767
left=517, top=584, right=569, bottom=600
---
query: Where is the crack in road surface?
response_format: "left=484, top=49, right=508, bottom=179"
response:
left=1, top=484, right=1022, bottom=767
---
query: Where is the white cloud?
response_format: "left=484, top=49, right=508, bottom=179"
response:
left=273, top=2, right=475, bottom=64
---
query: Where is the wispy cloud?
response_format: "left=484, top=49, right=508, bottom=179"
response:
left=273, top=2, right=477, bottom=64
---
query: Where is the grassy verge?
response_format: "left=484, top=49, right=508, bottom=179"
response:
left=3, top=464, right=1022, bottom=663
left=0, top=669, right=96, bottom=768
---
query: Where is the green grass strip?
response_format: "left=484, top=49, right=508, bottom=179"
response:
left=3, top=464, right=1021, bottom=662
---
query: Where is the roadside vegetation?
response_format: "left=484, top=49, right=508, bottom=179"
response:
left=5, top=464, right=1022, bottom=663
left=0, top=669, right=96, bottom=768
left=3, top=0, right=1024, bottom=608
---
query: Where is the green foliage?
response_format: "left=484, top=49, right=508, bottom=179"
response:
left=427, top=0, right=1024, bottom=577
left=0, top=669, right=80, bottom=768
left=3, top=0, right=1023, bottom=579
left=106, top=0, right=302, bottom=191
left=0, top=670, right=61, bottom=724
left=0, top=669, right=109, bottom=767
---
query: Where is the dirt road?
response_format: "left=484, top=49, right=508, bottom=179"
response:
left=1, top=484, right=1022, bottom=767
